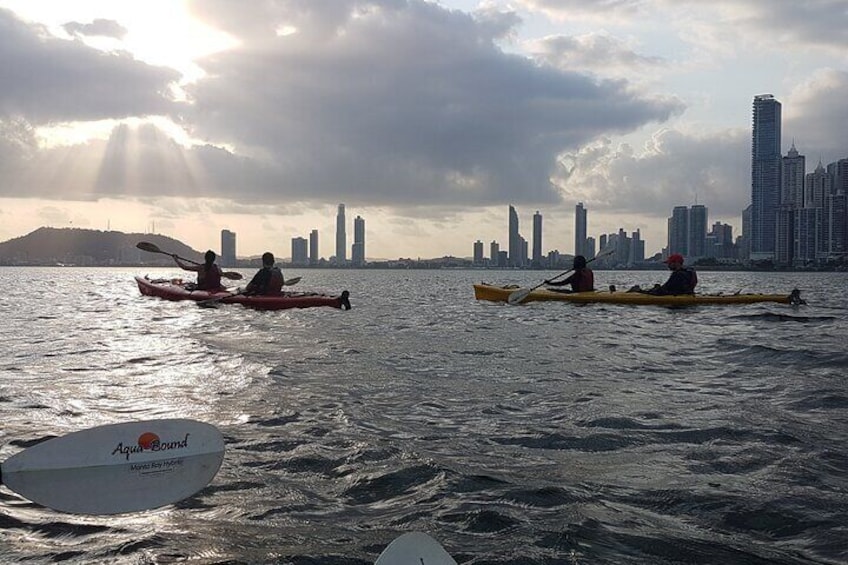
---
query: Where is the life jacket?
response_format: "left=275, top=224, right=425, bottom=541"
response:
left=198, top=264, right=223, bottom=291
left=266, top=267, right=284, bottom=294
left=572, top=269, right=594, bottom=292
left=685, top=267, right=698, bottom=293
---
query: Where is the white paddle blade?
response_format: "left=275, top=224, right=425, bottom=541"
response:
left=1, top=419, right=224, bottom=515
left=375, top=532, right=457, bottom=565
left=506, top=288, right=531, bottom=305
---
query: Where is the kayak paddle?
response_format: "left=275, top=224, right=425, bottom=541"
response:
left=196, top=276, right=303, bottom=307
left=0, top=419, right=224, bottom=515
left=507, top=245, right=616, bottom=305
left=136, top=241, right=244, bottom=280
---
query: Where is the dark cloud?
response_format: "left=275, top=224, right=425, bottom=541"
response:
left=177, top=0, right=681, bottom=205
left=0, top=8, right=180, bottom=124
left=62, top=18, right=127, bottom=39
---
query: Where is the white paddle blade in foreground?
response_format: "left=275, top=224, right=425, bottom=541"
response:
left=1, top=419, right=224, bottom=515
left=506, top=288, right=532, bottom=305
left=375, top=532, right=457, bottom=565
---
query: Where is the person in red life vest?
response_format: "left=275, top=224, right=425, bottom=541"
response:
left=173, top=250, right=224, bottom=291
left=544, top=255, right=595, bottom=292
left=652, top=253, right=697, bottom=295
left=245, top=252, right=285, bottom=295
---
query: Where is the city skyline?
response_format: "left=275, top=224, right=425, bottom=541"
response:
left=0, top=2, right=846, bottom=258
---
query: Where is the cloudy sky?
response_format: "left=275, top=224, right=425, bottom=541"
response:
left=1, top=0, right=846, bottom=259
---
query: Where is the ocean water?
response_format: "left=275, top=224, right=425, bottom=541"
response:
left=0, top=266, right=846, bottom=564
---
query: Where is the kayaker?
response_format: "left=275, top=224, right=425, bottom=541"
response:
left=245, top=252, right=285, bottom=295
left=652, top=253, right=697, bottom=295
left=173, top=250, right=224, bottom=291
left=544, top=255, right=595, bottom=292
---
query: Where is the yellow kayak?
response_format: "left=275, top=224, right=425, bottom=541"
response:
left=473, top=283, right=803, bottom=306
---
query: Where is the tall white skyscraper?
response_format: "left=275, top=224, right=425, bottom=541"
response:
left=335, top=204, right=346, bottom=265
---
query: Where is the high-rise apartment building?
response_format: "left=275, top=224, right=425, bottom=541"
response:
left=490, top=241, right=500, bottom=266
left=776, top=143, right=806, bottom=265
left=750, top=94, right=782, bottom=260
left=575, top=202, right=587, bottom=257
left=508, top=205, right=523, bottom=267
left=352, top=215, right=365, bottom=267
left=532, top=211, right=542, bottom=266
left=585, top=237, right=596, bottom=259
left=473, top=240, right=484, bottom=265
left=688, top=205, right=708, bottom=259
left=309, top=229, right=319, bottom=265
left=220, top=229, right=236, bottom=267
left=667, top=206, right=689, bottom=256
left=335, top=204, right=346, bottom=265
left=291, top=237, right=308, bottom=266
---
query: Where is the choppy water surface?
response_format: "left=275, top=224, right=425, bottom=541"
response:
left=0, top=267, right=846, bottom=564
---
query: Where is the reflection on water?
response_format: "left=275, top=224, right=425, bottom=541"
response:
left=1, top=267, right=846, bottom=563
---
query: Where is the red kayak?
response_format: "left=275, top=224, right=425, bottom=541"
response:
left=135, top=276, right=351, bottom=311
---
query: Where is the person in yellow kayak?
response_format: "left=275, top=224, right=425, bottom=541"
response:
left=245, top=252, right=285, bottom=295
left=173, top=250, right=224, bottom=291
left=628, top=253, right=697, bottom=295
left=544, top=255, right=595, bottom=292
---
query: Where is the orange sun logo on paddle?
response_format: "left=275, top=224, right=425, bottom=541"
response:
left=137, top=432, right=160, bottom=450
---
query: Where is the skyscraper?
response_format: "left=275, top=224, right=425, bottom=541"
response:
left=473, top=240, right=484, bottom=265
left=688, top=204, right=708, bottom=259
left=776, top=143, right=805, bottom=265
left=508, top=205, right=521, bottom=267
left=575, top=202, right=587, bottom=257
left=220, top=229, right=236, bottom=267
left=335, top=204, right=346, bottom=265
left=750, top=94, right=782, bottom=260
left=532, top=211, right=542, bottom=266
left=667, top=205, right=689, bottom=256
left=309, top=229, right=319, bottom=265
left=352, top=215, right=365, bottom=267
left=291, top=237, right=308, bottom=266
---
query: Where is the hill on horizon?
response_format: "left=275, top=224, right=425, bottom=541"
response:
left=0, top=227, right=205, bottom=266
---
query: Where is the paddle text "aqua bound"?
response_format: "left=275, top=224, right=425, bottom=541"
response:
left=112, top=433, right=191, bottom=461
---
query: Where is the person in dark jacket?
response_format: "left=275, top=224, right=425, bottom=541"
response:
left=173, top=250, right=224, bottom=291
left=245, top=252, right=285, bottom=295
left=544, top=255, right=595, bottom=292
left=652, top=253, right=697, bottom=295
